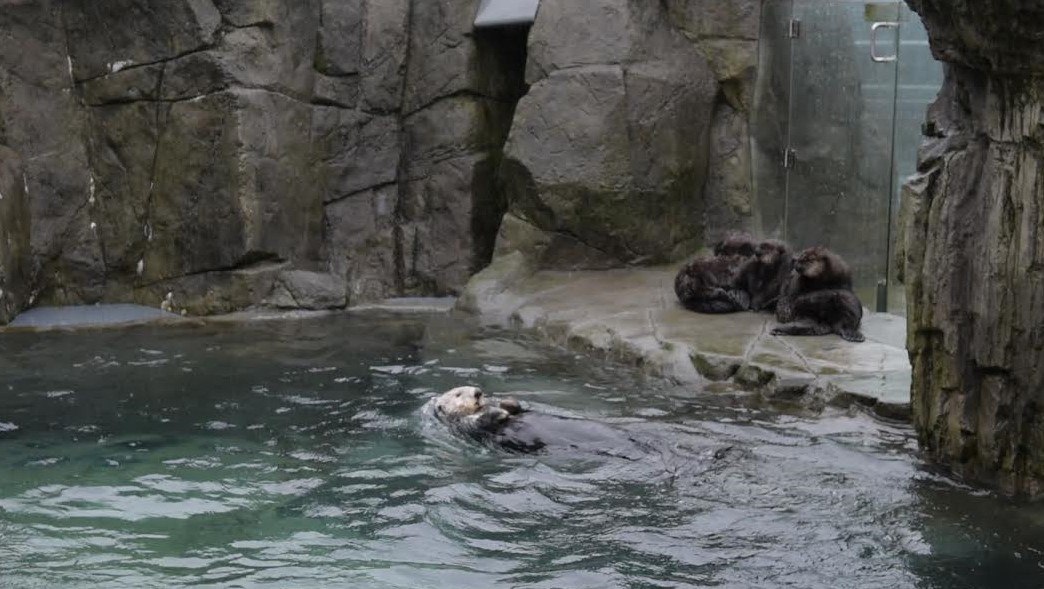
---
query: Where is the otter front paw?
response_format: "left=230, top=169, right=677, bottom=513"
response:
left=474, top=406, right=511, bottom=430
left=499, top=397, right=524, bottom=415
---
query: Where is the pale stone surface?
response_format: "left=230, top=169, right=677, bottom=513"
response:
left=458, top=264, right=911, bottom=417
left=6, top=305, right=184, bottom=330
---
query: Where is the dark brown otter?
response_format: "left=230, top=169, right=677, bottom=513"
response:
left=735, top=239, right=793, bottom=312
left=674, top=231, right=756, bottom=314
left=772, top=246, right=865, bottom=343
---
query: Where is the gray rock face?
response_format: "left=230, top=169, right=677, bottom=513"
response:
left=500, top=0, right=760, bottom=267
left=0, top=146, right=31, bottom=323
left=0, top=0, right=534, bottom=321
left=64, top=0, right=221, bottom=81
left=265, top=270, right=348, bottom=310
left=0, top=0, right=762, bottom=322
left=324, top=185, right=398, bottom=303
left=902, top=0, right=1044, bottom=497
left=907, top=0, right=1044, bottom=74
left=146, top=90, right=322, bottom=281
left=0, top=1, right=99, bottom=305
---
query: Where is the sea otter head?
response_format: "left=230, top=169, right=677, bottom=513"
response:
left=792, top=246, right=828, bottom=278
left=713, top=231, right=756, bottom=259
left=433, top=387, right=514, bottom=433
left=434, top=386, right=486, bottom=418
left=756, top=239, right=791, bottom=267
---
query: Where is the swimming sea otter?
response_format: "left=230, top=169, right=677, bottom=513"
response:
left=430, top=386, right=642, bottom=456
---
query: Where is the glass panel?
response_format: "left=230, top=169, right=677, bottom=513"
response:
left=750, top=0, right=794, bottom=239
left=785, top=0, right=900, bottom=308
left=885, top=4, right=944, bottom=315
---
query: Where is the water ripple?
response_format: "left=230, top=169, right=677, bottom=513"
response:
left=0, top=316, right=1039, bottom=588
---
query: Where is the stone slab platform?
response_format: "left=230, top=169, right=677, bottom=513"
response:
left=2, top=298, right=459, bottom=333
left=458, top=255, right=912, bottom=419
left=4, top=305, right=186, bottom=331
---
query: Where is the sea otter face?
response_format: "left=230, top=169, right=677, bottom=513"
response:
left=756, top=240, right=787, bottom=266
left=793, top=248, right=826, bottom=278
left=434, top=386, right=486, bottom=418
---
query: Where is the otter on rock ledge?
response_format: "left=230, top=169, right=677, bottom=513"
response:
left=674, top=231, right=757, bottom=314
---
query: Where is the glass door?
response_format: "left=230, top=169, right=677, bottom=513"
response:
left=750, top=0, right=942, bottom=314
left=784, top=0, right=900, bottom=310
left=885, top=3, right=944, bottom=314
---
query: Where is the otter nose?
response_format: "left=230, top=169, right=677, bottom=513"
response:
left=473, top=389, right=483, bottom=400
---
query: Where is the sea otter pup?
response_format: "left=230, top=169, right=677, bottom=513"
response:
left=735, top=239, right=792, bottom=312
left=674, top=231, right=757, bottom=314
left=431, top=386, right=641, bottom=455
left=771, top=246, right=865, bottom=343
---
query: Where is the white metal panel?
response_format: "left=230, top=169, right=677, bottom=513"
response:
left=474, top=0, right=539, bottom=28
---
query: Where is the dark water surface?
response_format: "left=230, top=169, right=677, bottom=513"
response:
left=0, top=313, right=1041, bottom=588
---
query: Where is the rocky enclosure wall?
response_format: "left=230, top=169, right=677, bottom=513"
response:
left=0, top=0, right=526, bottom=316
left=902, top=0, right=1044, bottom=497
left=0, top=0, right=760, bottom=320
left=501, top=0, right=761, bottom=267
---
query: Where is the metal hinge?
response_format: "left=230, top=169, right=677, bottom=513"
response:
left=788, top=19, right=801, bottom=38
left=783, top=148, right=796, bottom=169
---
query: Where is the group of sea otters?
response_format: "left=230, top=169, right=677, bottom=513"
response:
left=429, top=232, right=866, bottom=455
left=674, top=231, right=865, bottom=343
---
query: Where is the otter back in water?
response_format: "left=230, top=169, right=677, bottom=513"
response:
left=477, top=411, right=646, bottom=459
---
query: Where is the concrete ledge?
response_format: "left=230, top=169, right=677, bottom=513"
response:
left=3, top=297, right=458, bottom=333
left=458, top=258, right=912, bottom=419
left=4, top=305, right=188, bottom=332
left=347, top=297, right=458, bottom=314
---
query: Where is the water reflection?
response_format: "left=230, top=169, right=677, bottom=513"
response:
left=0, top=313, right=1040, bottom=588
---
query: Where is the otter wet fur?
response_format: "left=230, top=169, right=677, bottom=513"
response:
left=772, top=246, right=865, bottom=343
left=430, top=387, right=645, bottom=455
left=735, top=239, right=792, bottom=312
left=674, top=231, right=756, bottom=314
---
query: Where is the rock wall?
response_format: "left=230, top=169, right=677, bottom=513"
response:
left=0, top=145, right=31, bottom=323
left=902, top=0, right=1044, bottom=497
left=499, top=0, right=761, bottom=267
left=0, top=0, right=526, bottom=317
left=0, top=0, right=761, bottom=320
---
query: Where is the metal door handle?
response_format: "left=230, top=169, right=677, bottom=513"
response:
left=870, top=21, right=899, bottom=62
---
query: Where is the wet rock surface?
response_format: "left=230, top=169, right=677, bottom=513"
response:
left=902, top=0, right=1044, bottom=496
left=458, top=249, right=911, bottom=418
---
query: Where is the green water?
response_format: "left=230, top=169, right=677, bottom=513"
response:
left=0, top=313, right=1041, bottom=588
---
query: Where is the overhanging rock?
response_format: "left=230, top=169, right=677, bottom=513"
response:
left=474, top=0, right=539, bottom=28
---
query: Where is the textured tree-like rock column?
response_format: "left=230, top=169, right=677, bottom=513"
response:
left=901, top=0, right=1044, bottom=497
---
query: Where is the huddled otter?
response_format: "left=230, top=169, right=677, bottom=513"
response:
left=772, top=246, right=865, bottom=343
left=735, top=239, right=793, bottom=312
left=674, top=232, right=865, bottom=342
left=674, top=231, right=757, bottom=314
left=430, top=386, right=644, bottom=456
